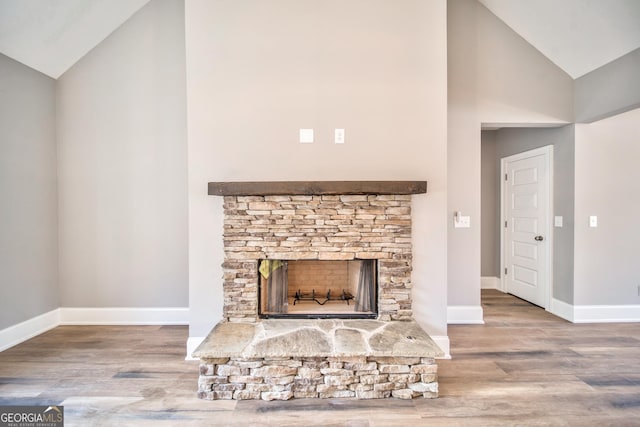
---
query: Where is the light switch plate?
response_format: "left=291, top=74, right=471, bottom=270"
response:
left=554, top=216, right=563, bottom=227
left=299, top=129, right=314, bottom=143
left=589, top=215, right=598, bottom=228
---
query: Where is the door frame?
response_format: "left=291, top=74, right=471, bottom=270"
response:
left=500, top=145, right=554, bottom=310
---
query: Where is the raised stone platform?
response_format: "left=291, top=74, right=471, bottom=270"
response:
left=193, top=319, right=443, bottom=400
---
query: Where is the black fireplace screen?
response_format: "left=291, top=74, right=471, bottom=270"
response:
left=258, top=259, right=377, bottom=319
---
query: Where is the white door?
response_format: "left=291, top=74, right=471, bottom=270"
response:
left=502, top=146, right=552, bottom=308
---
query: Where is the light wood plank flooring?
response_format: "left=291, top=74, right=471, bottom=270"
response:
left=1, top=290, right=640, bottom=426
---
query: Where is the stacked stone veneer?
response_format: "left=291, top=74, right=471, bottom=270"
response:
left=222, top=194, right=413, bottom=321
left=198, top=356, right=438, bottom=400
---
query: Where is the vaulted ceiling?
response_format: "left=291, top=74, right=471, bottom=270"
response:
left=0, top=0, right=639, bottom=80
left=478, top=0, right=640, bottom=78
left=0, top=0, right=150, bottom=79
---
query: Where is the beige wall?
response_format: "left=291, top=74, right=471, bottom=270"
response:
left=0, top=54, right=58, bottom=329
left=575, top=48, right=640, bottom=123
left=56, top=0, right=188, bottom=307
left=186, top=0, right=448, bottom=338
left=480, top=131, right=498, bottom=277
left=447, top=0, right=573, bottom=309
left=574, top=108, right=640, bottom=306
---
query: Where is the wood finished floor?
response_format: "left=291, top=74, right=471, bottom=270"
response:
left=1, top=290, right=640, bottom=426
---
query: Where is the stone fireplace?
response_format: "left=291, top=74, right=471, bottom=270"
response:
left=193, top=181, right=443, bottom=400
left=222, top=191, right=413, bottom=322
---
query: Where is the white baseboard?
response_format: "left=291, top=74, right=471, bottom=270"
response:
left=186, top=336, right=205, bottom=361
left=430, top=335, right=451, bottom=359
left=573, top=304, right=640, bottom=323
left=447, top=305, right=484, bottom=324
left=481, top=276, right=501, bottom=290
left=548, top=300, right=640, bottom=324
left=1, top=307, right=189, bottom=352
left=0, top=309, right=60, bottom=352
left=59, top=307, right=189, bottom=325
left=550, top=298, right=574, bottom=322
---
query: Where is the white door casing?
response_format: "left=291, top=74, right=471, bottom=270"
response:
left=501, top=146, right=553, bottom=309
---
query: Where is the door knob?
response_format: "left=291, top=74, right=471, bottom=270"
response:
left=534, top=235, right=544, bottom=241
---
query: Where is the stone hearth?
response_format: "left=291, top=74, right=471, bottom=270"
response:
left=196, top=181, right=441, bottom=401
left=193, top=319, right=443, bottom=400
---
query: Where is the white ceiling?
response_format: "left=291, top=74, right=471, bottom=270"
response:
left=0, top=0, right=639, bottom=80
left=0, top=0, right=150, bottom=79
left=479, top=0, right=640, bottom=78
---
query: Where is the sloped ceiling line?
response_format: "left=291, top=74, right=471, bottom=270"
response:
left=1, top=0, right=640, bottom=80
left=0, top=0, right=150, bottom=79
left=479, top=0, right=640, bottom=78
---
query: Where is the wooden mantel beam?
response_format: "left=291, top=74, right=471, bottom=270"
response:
left=208, top=181, right=427, bottom=196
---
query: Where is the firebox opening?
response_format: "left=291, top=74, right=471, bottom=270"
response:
left=258, top=259, right=378, bottom=319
